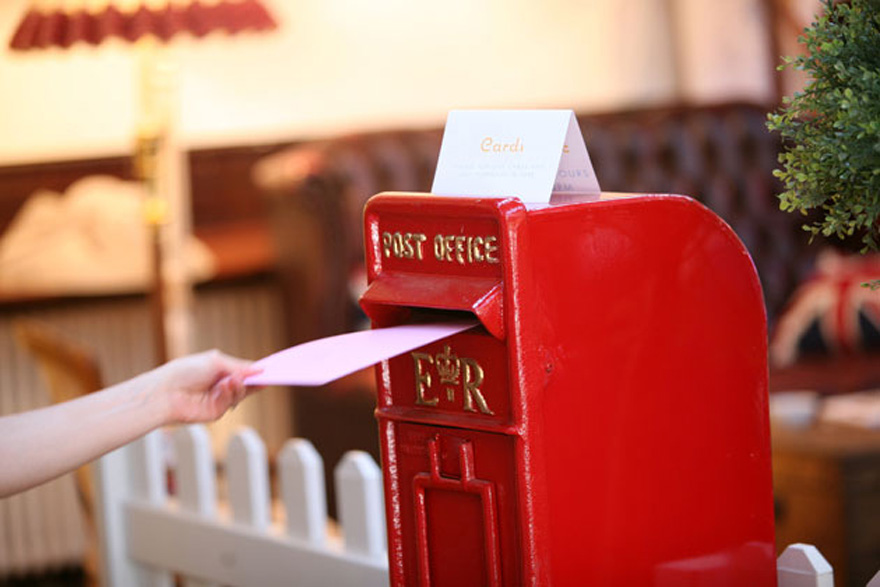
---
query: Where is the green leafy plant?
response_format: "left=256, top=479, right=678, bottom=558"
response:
left=767, top=0, right=880, bottom=260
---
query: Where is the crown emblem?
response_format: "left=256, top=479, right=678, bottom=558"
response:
left=435, top=345, right=461, bottom=385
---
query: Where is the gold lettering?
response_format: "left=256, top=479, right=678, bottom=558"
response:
left=454, top=236, right=466, bottom=264
left=460, top=358, right=494, bottom=415
left=472, top=236, right=485, bottom=262
left=413, top=233, right=426, bottom=260
left=403, top=233, right=415, bottom=258
left=384, top=230, right=499, bottom=264
left=480, top=137, right=524, bottom=153
left=432, top=233, right=499, bottom=265
left=413, top=345, right=495, bottom=416
left=412, top=352, right=438, bottom=406
left=444, top=235, right=456, bottom=262
left=382, top=232, right=393, bottom=258
left=484, top=236, right=499, bottom=264
left=433, top=234, right=444, bottom=261
left=383, top=231, right=427, bottom=261
left=435, top=345, right=460, bottom=384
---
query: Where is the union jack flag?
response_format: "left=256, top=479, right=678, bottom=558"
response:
left=770, top=249, right=880, bottom=367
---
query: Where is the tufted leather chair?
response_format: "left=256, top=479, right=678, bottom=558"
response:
left=583, top=103, right=809, bottom=323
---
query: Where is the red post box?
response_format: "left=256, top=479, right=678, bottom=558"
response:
left=360, top=192, right=776, bottom=586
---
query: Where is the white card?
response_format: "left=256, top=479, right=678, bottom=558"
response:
left=431, top=109, right=600, bottom=204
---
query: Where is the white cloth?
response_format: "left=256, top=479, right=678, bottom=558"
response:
left=0, top=175, right=215, bottom=297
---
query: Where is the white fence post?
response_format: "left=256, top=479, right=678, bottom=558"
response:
left=226, top=427, right=271, bottom=531
left=335, top=450, right=386, bottom=560
left=777, top=544, right=834, bottom=587
left=174, top=425, right=219, bottom=587
left=279, top=438, right=328, bottom=546
left=93, top=429, right=173, bottom=587
left=96, top=430, right=390, bottom=586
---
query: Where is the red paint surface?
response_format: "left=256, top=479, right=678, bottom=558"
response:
left=362, top=193, right=776, bottom=586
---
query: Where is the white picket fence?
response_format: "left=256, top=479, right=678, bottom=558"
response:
left=94, top=425, right=880, bottom=587
left=93, top=425, right=388, bottom=587
left=778, top=544, right=880, bottom=587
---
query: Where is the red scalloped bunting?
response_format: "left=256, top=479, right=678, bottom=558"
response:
left=9, top=8, right=41, bottom=50
left=7, top=1, right=278, bottom=51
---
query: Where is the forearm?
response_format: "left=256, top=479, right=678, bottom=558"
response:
left=0, top=374, right=170, bottom=498
left=0, top=349, right=255, bottom=498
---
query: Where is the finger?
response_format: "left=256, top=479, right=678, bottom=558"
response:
left=221, top=373, right=249, bottom=410
left=242, top=367, right=265, bottom=389
left=210, top=375, right=237, bottom=410
left=211, top=369, right=264, bottom=418
left=213, top=352, right=256, bottom=373
left=209, top=375, right=231, bottom=402
left=232, top=374, right=252, bottom=404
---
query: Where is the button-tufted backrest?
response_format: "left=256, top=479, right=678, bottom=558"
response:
left=581, top=103, right=810, bottom=324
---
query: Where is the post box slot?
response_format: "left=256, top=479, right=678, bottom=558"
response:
left=360, top=273, right=504, bottom=339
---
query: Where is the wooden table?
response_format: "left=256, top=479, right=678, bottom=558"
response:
left=772, top=419, right=880, bottom=587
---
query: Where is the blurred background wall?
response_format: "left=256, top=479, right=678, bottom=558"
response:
left=0, top=0, right=788, bottom=166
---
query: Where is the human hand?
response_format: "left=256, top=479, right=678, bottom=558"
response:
left=143, top=350, right=262, bottom=425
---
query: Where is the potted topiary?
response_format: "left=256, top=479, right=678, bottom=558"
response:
left=766, top=0, right=880, bottom=366
left=767, top=0, right=880, bottom=265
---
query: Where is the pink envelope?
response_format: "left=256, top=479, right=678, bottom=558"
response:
left=245, top=320, right=478, bottom=387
